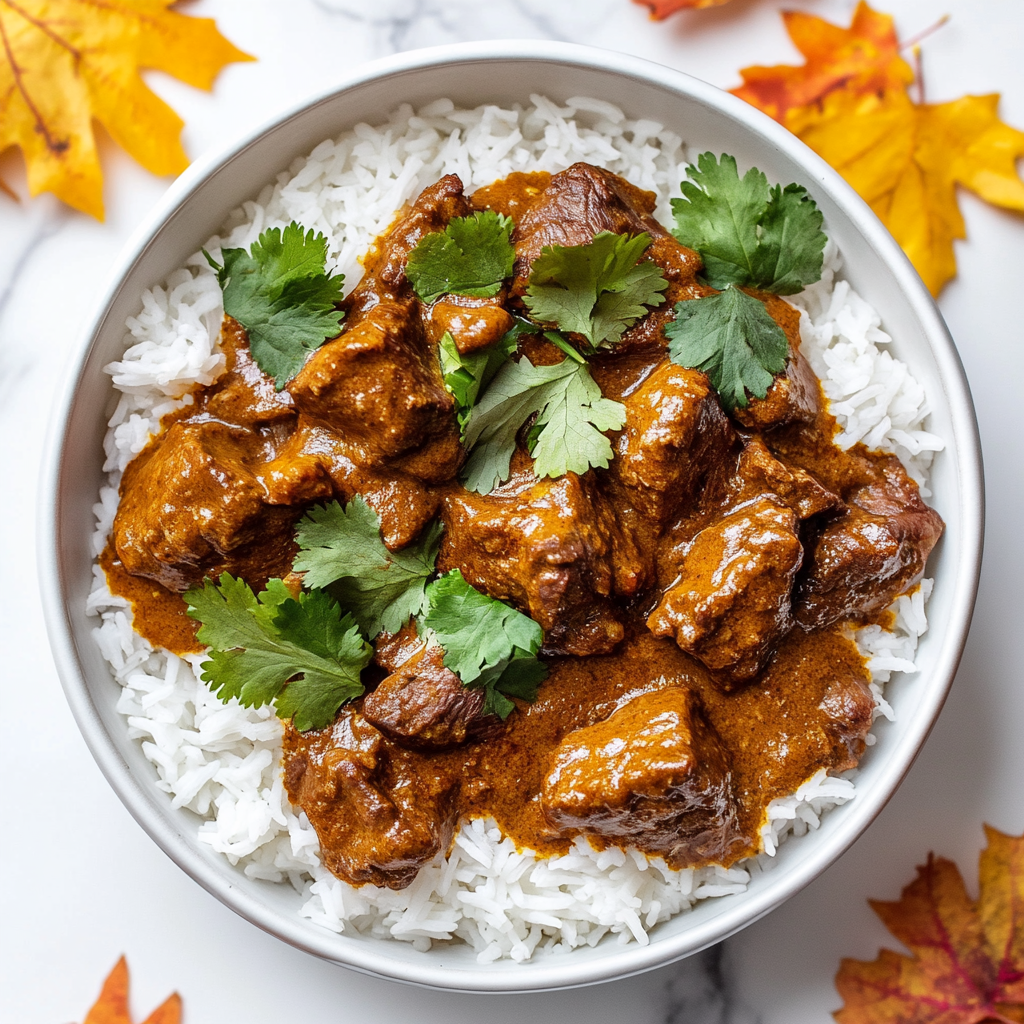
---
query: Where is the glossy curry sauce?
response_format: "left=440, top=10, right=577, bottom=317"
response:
left=105, top=167, right=934, bottom=883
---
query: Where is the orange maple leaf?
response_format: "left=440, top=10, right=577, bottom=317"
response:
left=730, top=2, right=913, bottom=122
left=81, top=958, right=181, bottom=1024
left=632, top=0, right=734, bottom=20
left=0, top=0, right=253, bottom=220
left=789, top=88, right=1024, bottom=296
left=835, top=826, right=1024, bottom=1023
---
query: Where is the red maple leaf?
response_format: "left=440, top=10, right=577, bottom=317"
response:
left=835, top=827, right=1024, bottom=1023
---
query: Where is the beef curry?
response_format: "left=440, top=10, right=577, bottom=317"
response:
left=104, top=163, right=943, bottom=890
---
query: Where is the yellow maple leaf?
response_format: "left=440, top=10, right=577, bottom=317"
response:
left=789, top=88, right=1024, bottom=295
left=82, top=957, right=181, bottom=1024
left=0, top=0, right=253, bottom=220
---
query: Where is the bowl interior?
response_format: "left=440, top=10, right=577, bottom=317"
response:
left=43, top=42, right=982, bottom=992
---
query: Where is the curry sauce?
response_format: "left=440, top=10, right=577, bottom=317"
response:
left=106, top=164, right=943, bottom=890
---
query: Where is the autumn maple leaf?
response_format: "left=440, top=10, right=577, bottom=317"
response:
left=632, top=0, right=734, bottom=20
left=727, top=2, right=1024, bottom=296
left=835, top=826, right=1024, bottom=1023
left=730, top=2, right=913, bottom=122
left=0, top=0, right=253, bottom=220
left=81, top=957, right=180, bottom=1024
left=790, top=89, right=1024, bottom=296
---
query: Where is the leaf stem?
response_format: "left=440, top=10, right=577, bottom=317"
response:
left=899, top=13, right=950, bottom=53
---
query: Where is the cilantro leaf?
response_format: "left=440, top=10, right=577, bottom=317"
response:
left=461, top=356, right=626, bottom=493
left=523, top=231, right=668, bottom=347
left=269, top=592, right=373, bottom=732
left=665, top=287, right=789, bottom=412
left=207, top=222, right=345, bottom=390
left=438, top=329, right=518, bottom=434
left=476, top=651, right=549, bottom=720
left=751, top=183, right=827, bottom=295
left=671, top=154, right=767, bottom=291
left=406, top=211, right=515, bottom=304
left=422, top=569, right=544, bottom=687
left=293, top=497, right=441, bottom=638
left=670, top=153, right=825, bottom=295
left=185, top=574, right=372, bottom=732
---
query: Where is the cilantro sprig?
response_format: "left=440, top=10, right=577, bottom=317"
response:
left=665, top=154, right=826, bottom=412
left=293, top=497, right=442, bottom=639
left=180, top=496, right=549, bottom=726
left=406, top=211, right=516, bottom=304
left=523, top=231, right=668, bottom=348
left=184, top=575, right=372, bottom=732
left=671, top=153, right=826, bottom=294
left=438, top=329, right=519, bottom=434
left=422, top=570, right=547, bottom=719
left=665, top=287, right=788, bottom=412
left=205, top=222, right=345, bottom=390
left=461, top=355, right=626, bottom=493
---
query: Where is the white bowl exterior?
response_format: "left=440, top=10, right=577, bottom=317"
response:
left=40, top=41, right=984, bottom=992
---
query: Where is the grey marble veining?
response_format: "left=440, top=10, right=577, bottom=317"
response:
left=0, top=196, right=66, bottom=404
left=661, top=945, right=760, bottom=1024
left=311, top=0, right=620, bottom=52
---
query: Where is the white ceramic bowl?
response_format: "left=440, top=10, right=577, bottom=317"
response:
left=40, top=40, right=984, bottom=993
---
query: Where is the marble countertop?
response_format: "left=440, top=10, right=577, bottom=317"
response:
left=3, top=0, right=1022, bottom=1020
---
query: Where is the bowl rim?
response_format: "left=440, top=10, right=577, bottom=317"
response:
left=39, top=38, right=985, bottom=993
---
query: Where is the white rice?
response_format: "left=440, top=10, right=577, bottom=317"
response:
left=87, top=96, right=944, bottom=962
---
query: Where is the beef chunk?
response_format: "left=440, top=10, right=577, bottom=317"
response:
left=277, top=419, right=447, bottom=550
left=541, top=687, right=744, bottom=866
left=112, top=419, right=327, bottom=590
left=289, top=174, right=467, bottom=487
left=732, top=297, right=821, bottom=430
left=819, top=673, right=875, bottom=772
left=796, top=460, right=943, bottom=628
left=440, top=454, right=647, bottom=656
left=512, top=163, right=705, bottom=302
left=283, top=711, right=458, bottom=889
left=424, top=295, right=515, bottom=355
left=289, top=295, right=462, bottom=472
left=648, top=497, right=804, bottom=685
left=612, top=360, right=735, bottom=526
left=202, top=316, right=295, bottom=427
left=733, top=345, right=821, bottom=431
left=362, top=643, right=498, bottom=750
left=731, top=436, right=842, bottom=520
left=357, top=173, right=472, bottom=298
left=514, top=163, right=661, bottom=267
left=373, top=623, right=426, bottom=673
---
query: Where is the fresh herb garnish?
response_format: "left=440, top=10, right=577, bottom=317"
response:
left=665, top=287, right=789, bottom=411
left=461, top=355, right=626, bottom=493
left=438, top=329, right=519, bottom=434
left=671, top=153, right=826, bottom=294
left=406, top=211, right=516, bottom=304
left=184, top=574, right=372, bottom=732
left=293, top=497, right=442, bottom=639
left=205, top=222, right=345, bottom=390
left=523, top=231, right=668, bottom=348
left=422, top=569, right=547, bottom=719
left=474, top=651, right=549, bottom=720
